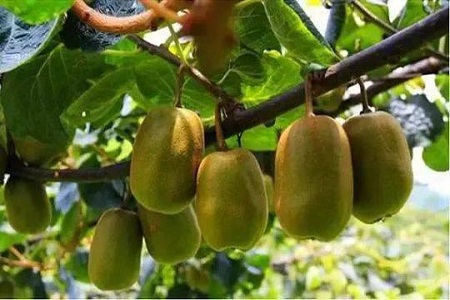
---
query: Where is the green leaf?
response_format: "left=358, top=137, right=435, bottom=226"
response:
left=422, top=123, right=449, bottom=172
left=242, top=50, right=302, bottom=105
left=435, top=74, right=449, bottom=101
left=0, top=228, right=27, bottom=252
left=59, top=201, right=82, bottom=247
left=135, top=58, right=216, bottom=117
left=235, top=0, right=281, bottom=53
left=233, top=51, right=303, bottom=151
left=262, top=0, right=338, bottom=65
left=360, top=0, right=389, bottom=23
left=0, top=8, right=59, bottom=73
left=227, top=125, right=278, bottom=151
left=0, top=0, right=73, bottom=24
left=62, top=67, right=134, bottom=126
left=336, top=6, right=385, bottom=54
left=0, top=45, right=114, bottom=149
left=227, top=52, right=266, bottom=85
left=305, top=266, right=323, bottom=290
left=65, top=249, right=90, bottom=283
left=396, top=0, right=428, bottom=29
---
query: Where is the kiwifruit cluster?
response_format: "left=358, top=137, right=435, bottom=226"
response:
left=275, top=109, right=413, bottom=241
left=0, top=100, right=413, bottom=292
left=88, top=106, right=268, bottom=291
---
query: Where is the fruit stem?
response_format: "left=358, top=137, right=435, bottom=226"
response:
left=167, top=22, right=188, bottom=65
left=140, top=0, right=183, bottom=23
left=174, top=65, right=187, bottom=108
left=215, top=104, right=228, bottom=151
left=305, top=74, right=316, bottom=118
left=356, top=78, right=373, bottom=114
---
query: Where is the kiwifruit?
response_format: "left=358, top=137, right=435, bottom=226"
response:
left=130, top=107, right=204, bottom=214
left=88, top=208, right=142, bottom=290
left=343, top=111, right=413, bottom=223
left=139, top=204, right=201, bottom=264
left=275, top=115, right=353, bottom=241
left=4, top=177, right=51, bottom=234
left=195, top=148, right=268, bottom=251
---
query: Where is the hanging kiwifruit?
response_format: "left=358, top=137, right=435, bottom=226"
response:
left=130, top=106, right=204, bottom=214
left=343, top=111, right=413, bottom=223
left=195, top=105, right=268, bottom=251
left=274, top=76, right=353, bottom=241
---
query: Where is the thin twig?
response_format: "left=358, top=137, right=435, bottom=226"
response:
left=214, top=104, right=228, bottom=151
left=305, top=75, right=315, bottom=117
left=127, top=34, right=236, bottom=103
left=356, top=78, right=372, bottom=114
left=0, top=257, right=43, bottom=270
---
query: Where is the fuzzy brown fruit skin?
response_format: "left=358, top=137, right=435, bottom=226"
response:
left=4, top=178, right=51, bottom=234
left=139, top=205, right=201, bottom=265
left=130, top=107, right=204, bottom=214
left=275, top=115, right=353, bottom=241
left=195, top=148, right=268, bottom=251
left=343, top=111, right=413, bottom=223
left=88, top=208, right=142, bottom=291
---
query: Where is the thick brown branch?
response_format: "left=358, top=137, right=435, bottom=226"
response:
left=71, top=0, right=189, bottom=33
left=351, top=0, right=449, bottom=62
left=6, top=7, right=449, bottom=183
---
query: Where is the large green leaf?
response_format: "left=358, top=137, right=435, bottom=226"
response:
left=235, top=0, right=281, bottom=53
left=435, top=74, right=449, bottom=102
left=0, top=228, right=27, bottom=252
left=0, top=45, right=113, bottom=150
left=135, top=57, right=216, bottom=117
left=0, top=8, right=58, bottom=73
left=262, top=0, right=339, bottom=65
left=242, top=50, right=302, bottom=105
left=396, top=0, right=428, bottom=29
left=360, top=0, right=390, bottom=23
left=336, top=5, right=385, bottom=54
left=62, top=67, right=135, bottom=126
left=234, top=51, right=303, bottom=151
left=0, top=0, right=73, bottom=24
left=422, top=123, right=449, bottom=172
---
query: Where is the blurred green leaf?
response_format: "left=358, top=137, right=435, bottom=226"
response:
left=0, top=0, right=73, bottom=24
left=262, top=0, right=339, bottom=65
left=305, top=266, right=323, bottom=290
left=65, top=249, right=90, bottom=283
left=435, top=74, right=449, bottom=101
left=422, top=123, right=449, bottom=171
left=235, top=0, right=281, bottom=53
left=0, top=230, right=27, bottom=252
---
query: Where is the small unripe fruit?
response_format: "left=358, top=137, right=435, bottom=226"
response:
left=4, top=177, right=51, bottom=234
